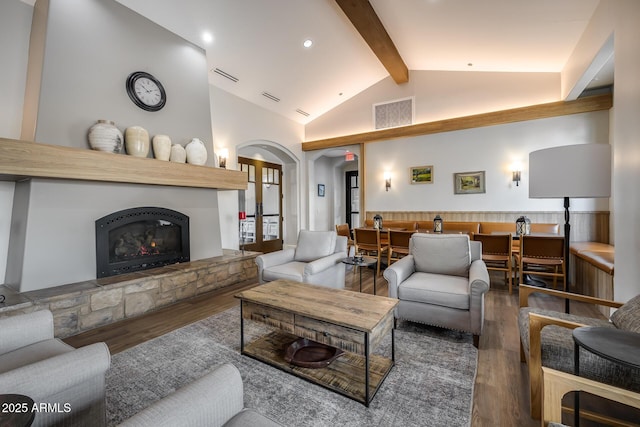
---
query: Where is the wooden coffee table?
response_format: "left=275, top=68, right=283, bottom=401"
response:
left=235, top=279, right=398, bottom=406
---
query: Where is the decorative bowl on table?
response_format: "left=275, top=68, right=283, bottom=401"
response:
left=284, top=338, right=345, bottom=369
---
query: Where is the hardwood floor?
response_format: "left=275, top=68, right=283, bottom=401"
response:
left=64, top=267, right=603, bottom=426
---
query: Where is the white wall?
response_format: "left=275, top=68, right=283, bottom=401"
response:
left=562, top=0, right=640, bottom=302
left=365, top=112, right=609, bottom=213
left=210, top=85, right=304, bottom=249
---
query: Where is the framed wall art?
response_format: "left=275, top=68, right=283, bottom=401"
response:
left=454, top=171, right=485, bottom=194
left=317, top=184, right=325, bottom=197
left=410, top=165, right=433, bottom=184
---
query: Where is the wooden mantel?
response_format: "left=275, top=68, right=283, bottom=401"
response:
left=302, top=94, right=613, bottom=151
left=0, top=138, right=247, bottom=190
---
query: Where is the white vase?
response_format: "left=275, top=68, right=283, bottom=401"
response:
left=185, top=138, right=208, bottom=166
left=125, top=126, right=150, bottom=157
left=170, top=144, right=187, bottom=163
left=152, top=135, right=172, bottom=161
left=88, top=120, right=123, bottom=153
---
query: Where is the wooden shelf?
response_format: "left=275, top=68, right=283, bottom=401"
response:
left=0, top=138, right=247, bottom=190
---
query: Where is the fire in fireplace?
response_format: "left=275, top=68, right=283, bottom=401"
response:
left=95, top=207, right=190, bottom=278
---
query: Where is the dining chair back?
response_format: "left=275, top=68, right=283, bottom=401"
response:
left=517, top=235, right=566, bottom=290
left=387, top=230, right=415, bottom=266
left=335, top=223, right=354, bottom=256
left=473, top=233, right=513, bottom=293
left=354, top=228, right=389, bottom=276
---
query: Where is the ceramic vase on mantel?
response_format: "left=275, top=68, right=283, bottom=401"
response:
left=152, top=134, right=172, bottom=161
left=185, top=138, right=208, bottom=166
left=124, top=126, right=150, bottom=157
left=88, top=120, right=123, bottom=153
left=169, top=144, right=187, bottom=163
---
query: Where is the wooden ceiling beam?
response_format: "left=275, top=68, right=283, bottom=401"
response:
left=335, top=0, right=409, bottom=84
left=302, top=94, right=613, bottom=151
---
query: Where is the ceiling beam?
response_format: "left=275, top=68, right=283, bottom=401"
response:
left=335, top=0, right=409, bottom=84
left=302, top=94, right=613, bottom=151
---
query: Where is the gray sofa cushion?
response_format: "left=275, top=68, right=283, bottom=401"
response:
left=263, top=262, right=305, bottom=282
left=294, top=230, right=336, bottom=262
left=410, top=234, right=470, bottom=277
left=519, top=307, right=640, bottom=392
left=398, top=272, right=470, bottom=310
left=225, top=409, right=282, bottom=427
left=610, top=294, right=640, bottom=333
left=0, top=339, right=74, bottom=374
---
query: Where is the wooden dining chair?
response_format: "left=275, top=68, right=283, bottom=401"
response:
left=515, top=235, right=566, bottom=290
left=354, top=228, right=389, bottom=276
left=473, top=233, right=513, bottom=294
left=387, top=230, right=414, bottom=266
left=335, top=223, right=354, bottom=256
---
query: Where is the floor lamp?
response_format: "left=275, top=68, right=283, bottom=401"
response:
left=529, top=144, right=611, bottom=308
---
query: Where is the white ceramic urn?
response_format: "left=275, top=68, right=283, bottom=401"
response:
left=88, top=120, right=123, bottom=153
left=124, top=126, right=150, bottom=157
left=169, top=144, right=187, bottom=163
left=185, top=138, right=208, bottom=166
left=152, top=134, right=172, bottom=161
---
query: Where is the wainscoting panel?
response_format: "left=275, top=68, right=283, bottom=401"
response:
left=364, top=211, right=610, bottom=243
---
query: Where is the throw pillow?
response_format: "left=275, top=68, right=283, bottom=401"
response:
left=610, top=294, right=640, bottom=333
left=294, top=230, right=336, bottom=262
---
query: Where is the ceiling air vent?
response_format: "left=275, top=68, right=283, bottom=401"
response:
left=373, top=97, right=414, bottom=130
left=262, top=92, right=280, bottom=102
left=212, top=68, right=238, bottom=83
left=295, top=109, right=310, bottom=117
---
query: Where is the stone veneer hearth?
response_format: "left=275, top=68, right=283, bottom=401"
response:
left=0, top=249, right=259, bottom=338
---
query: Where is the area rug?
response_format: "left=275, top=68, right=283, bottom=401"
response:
left=106, top=305, right=477, bottom=427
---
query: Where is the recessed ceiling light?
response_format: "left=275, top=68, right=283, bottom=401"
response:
left=303, top=39, right=313, bottom=48
left=202, top=32, right=213, bottom=44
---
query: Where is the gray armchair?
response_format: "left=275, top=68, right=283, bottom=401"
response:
left=119, top=363, right=281, bottom=427
left=0, top=310, right=111, bottom=426
left=255, top=230, right=347, bottom=288
left=383, top=233, right=490, bottom=346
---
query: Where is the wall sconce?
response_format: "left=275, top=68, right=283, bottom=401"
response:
left=218, top=148, right=229, bottom=169
left=511, top=162, right=522, bottom=187
left=384, top=172, right=391, bottom=191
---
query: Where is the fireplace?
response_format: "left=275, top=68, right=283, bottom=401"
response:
left=95, top=207, right=190, bottom=278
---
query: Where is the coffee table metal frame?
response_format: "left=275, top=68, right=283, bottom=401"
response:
left=236, top=280, right=398, bottom=407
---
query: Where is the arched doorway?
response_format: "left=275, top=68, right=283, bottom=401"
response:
left=237, top=141, right=300, bottom=252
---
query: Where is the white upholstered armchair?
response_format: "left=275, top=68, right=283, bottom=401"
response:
left=383, top=233, right=490, bottom=347
left=0, top=310, right=111, bottom=426
left=255, top=230, right=347, bottom=288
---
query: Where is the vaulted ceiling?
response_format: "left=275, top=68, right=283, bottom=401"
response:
left=110, top=1, right=603, bottom=124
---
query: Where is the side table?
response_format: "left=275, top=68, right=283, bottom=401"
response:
left=0, top=394, right=35, bottom=427
left=572, top=326, right=640, bottom=426
left=341, top=256, right=378, bottom=294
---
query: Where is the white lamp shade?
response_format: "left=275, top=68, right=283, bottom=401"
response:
left=529, top=144, right=611, bottom=198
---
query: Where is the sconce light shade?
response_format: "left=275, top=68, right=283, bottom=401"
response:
left=433, top=215, right=443, bottom=233
left=512, top=170, right=521, bottom=186
left=515, top=215, right=531, bottom=236
left=384, top=172, right=391, bottom=192
left=218, top=148, right=229, bottom=169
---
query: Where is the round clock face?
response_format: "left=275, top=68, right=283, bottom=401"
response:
left=126, top=71, right=166, bottom=111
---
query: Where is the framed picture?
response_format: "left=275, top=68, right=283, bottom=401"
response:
left=454, top=171, right=486, bottom=194
left=317, top=184, right=325, bottom=197
left=410, top=165, right=434, bottom=184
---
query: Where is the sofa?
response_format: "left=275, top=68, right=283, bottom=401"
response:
left=0, top=310, right=111, bottom=426
left=255, top=230, right=347, bottom=288
left=383, top=233, right=490, bottom=347
left=119, top=363, right=281, bottom=427
left=518, top=285, right=640, bottom=419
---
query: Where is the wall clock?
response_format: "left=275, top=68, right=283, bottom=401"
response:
left=125, top=71, right=166, bottom=112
